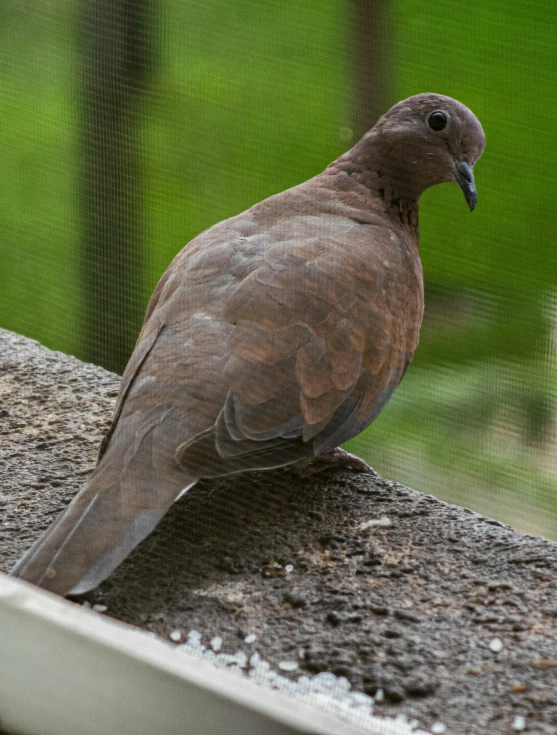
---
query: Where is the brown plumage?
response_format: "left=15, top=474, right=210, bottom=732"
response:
left=12, top=93, right=485, bottom=596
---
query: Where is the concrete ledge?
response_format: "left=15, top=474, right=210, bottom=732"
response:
left=2, top=328, right=557, bottom=735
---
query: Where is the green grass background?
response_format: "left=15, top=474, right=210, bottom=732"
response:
left=1, top=0, right=557, bottom=536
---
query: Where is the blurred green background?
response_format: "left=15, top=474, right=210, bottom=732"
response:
left=1, top=0, right=556, bottom=536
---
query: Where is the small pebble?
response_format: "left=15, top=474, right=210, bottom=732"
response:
left=278, top=660, right=299, bottom=672
left=285, top=564, right=294, bottom=574
left=244, top=633, right=257, bottom=644
left=170, top=630, right=182, bottom=642
left=211, top=636, right=223, bottom=652
left=512, top=715, right=526, bottom=731
left=92, top=604, right=107, bottom=613
left=489, top=637, right=503, bottom=653
left=431, top=724, right=446, bottom=734
left=284, top=592, right=307, bottom=609
left=326, top=611, right=341, bottom=626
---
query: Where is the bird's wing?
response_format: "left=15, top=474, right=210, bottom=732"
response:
left=176, top=213, right=423, bottom=475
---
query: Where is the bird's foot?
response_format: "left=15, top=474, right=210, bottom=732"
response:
left=296, top=447, right=379, bottom=477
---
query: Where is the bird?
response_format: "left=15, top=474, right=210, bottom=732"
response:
left=11, top=93, right=485, bottom=596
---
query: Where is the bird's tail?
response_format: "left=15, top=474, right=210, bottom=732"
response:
left=11, top=412, right=197, bottom=596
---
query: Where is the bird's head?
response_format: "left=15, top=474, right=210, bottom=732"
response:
left=372, top=93, right=485, bottom=210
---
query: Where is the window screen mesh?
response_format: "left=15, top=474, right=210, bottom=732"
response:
left=1, top=0, right=556, bottom=538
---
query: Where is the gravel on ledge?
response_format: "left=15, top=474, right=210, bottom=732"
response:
left=2, top=328, right=557, bottom=735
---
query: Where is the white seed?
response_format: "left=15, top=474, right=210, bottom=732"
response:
left=278, top=660, right=299, bottom=672
left=244, top=633, right=257, bottom=644
left=210, top=636, right=222, bottom=652
left=92, top=604, right=107, bottom=613
left=169, top=630, right=182, bottom=642
left=358, top=517, right=392, bottom=530
left=431, top=723, right=446, bottom=734
left=489, top=637, right=503, bottom=653
left=512, top=715, right=526, bottom=731
left=285, top=564, right=294, bottom=573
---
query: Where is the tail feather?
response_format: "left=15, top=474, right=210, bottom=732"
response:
left=11, top=407, right=199, bottom=596
left=11, top=475, right=197, bottom=596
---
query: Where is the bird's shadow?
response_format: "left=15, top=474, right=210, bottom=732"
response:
left=75, top=467, right=366, bottom=619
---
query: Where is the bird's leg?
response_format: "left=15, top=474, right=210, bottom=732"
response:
left=295, top=447, right=379, bottom=477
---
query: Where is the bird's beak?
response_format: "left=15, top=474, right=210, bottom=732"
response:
left=454, top=160, right=478, bottom=211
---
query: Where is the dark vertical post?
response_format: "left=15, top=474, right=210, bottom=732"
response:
left=77, top=0, right=155, bottom=374
left=352, top=0, right=391, bottom=138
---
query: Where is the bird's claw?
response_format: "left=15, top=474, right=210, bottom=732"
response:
left=295, top=447, right=379, bottom=477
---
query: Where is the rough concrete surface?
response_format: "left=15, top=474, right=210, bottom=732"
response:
left=2, top=327, right=557, bottom=735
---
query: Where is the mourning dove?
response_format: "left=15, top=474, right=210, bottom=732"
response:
left=12, top=93, right=485, bottom=596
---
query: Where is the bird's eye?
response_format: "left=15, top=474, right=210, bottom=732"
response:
left=427, top=111, right=448, bottom=131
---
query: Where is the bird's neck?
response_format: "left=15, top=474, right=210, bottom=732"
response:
left=324, top=134, right=420, bottom=234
